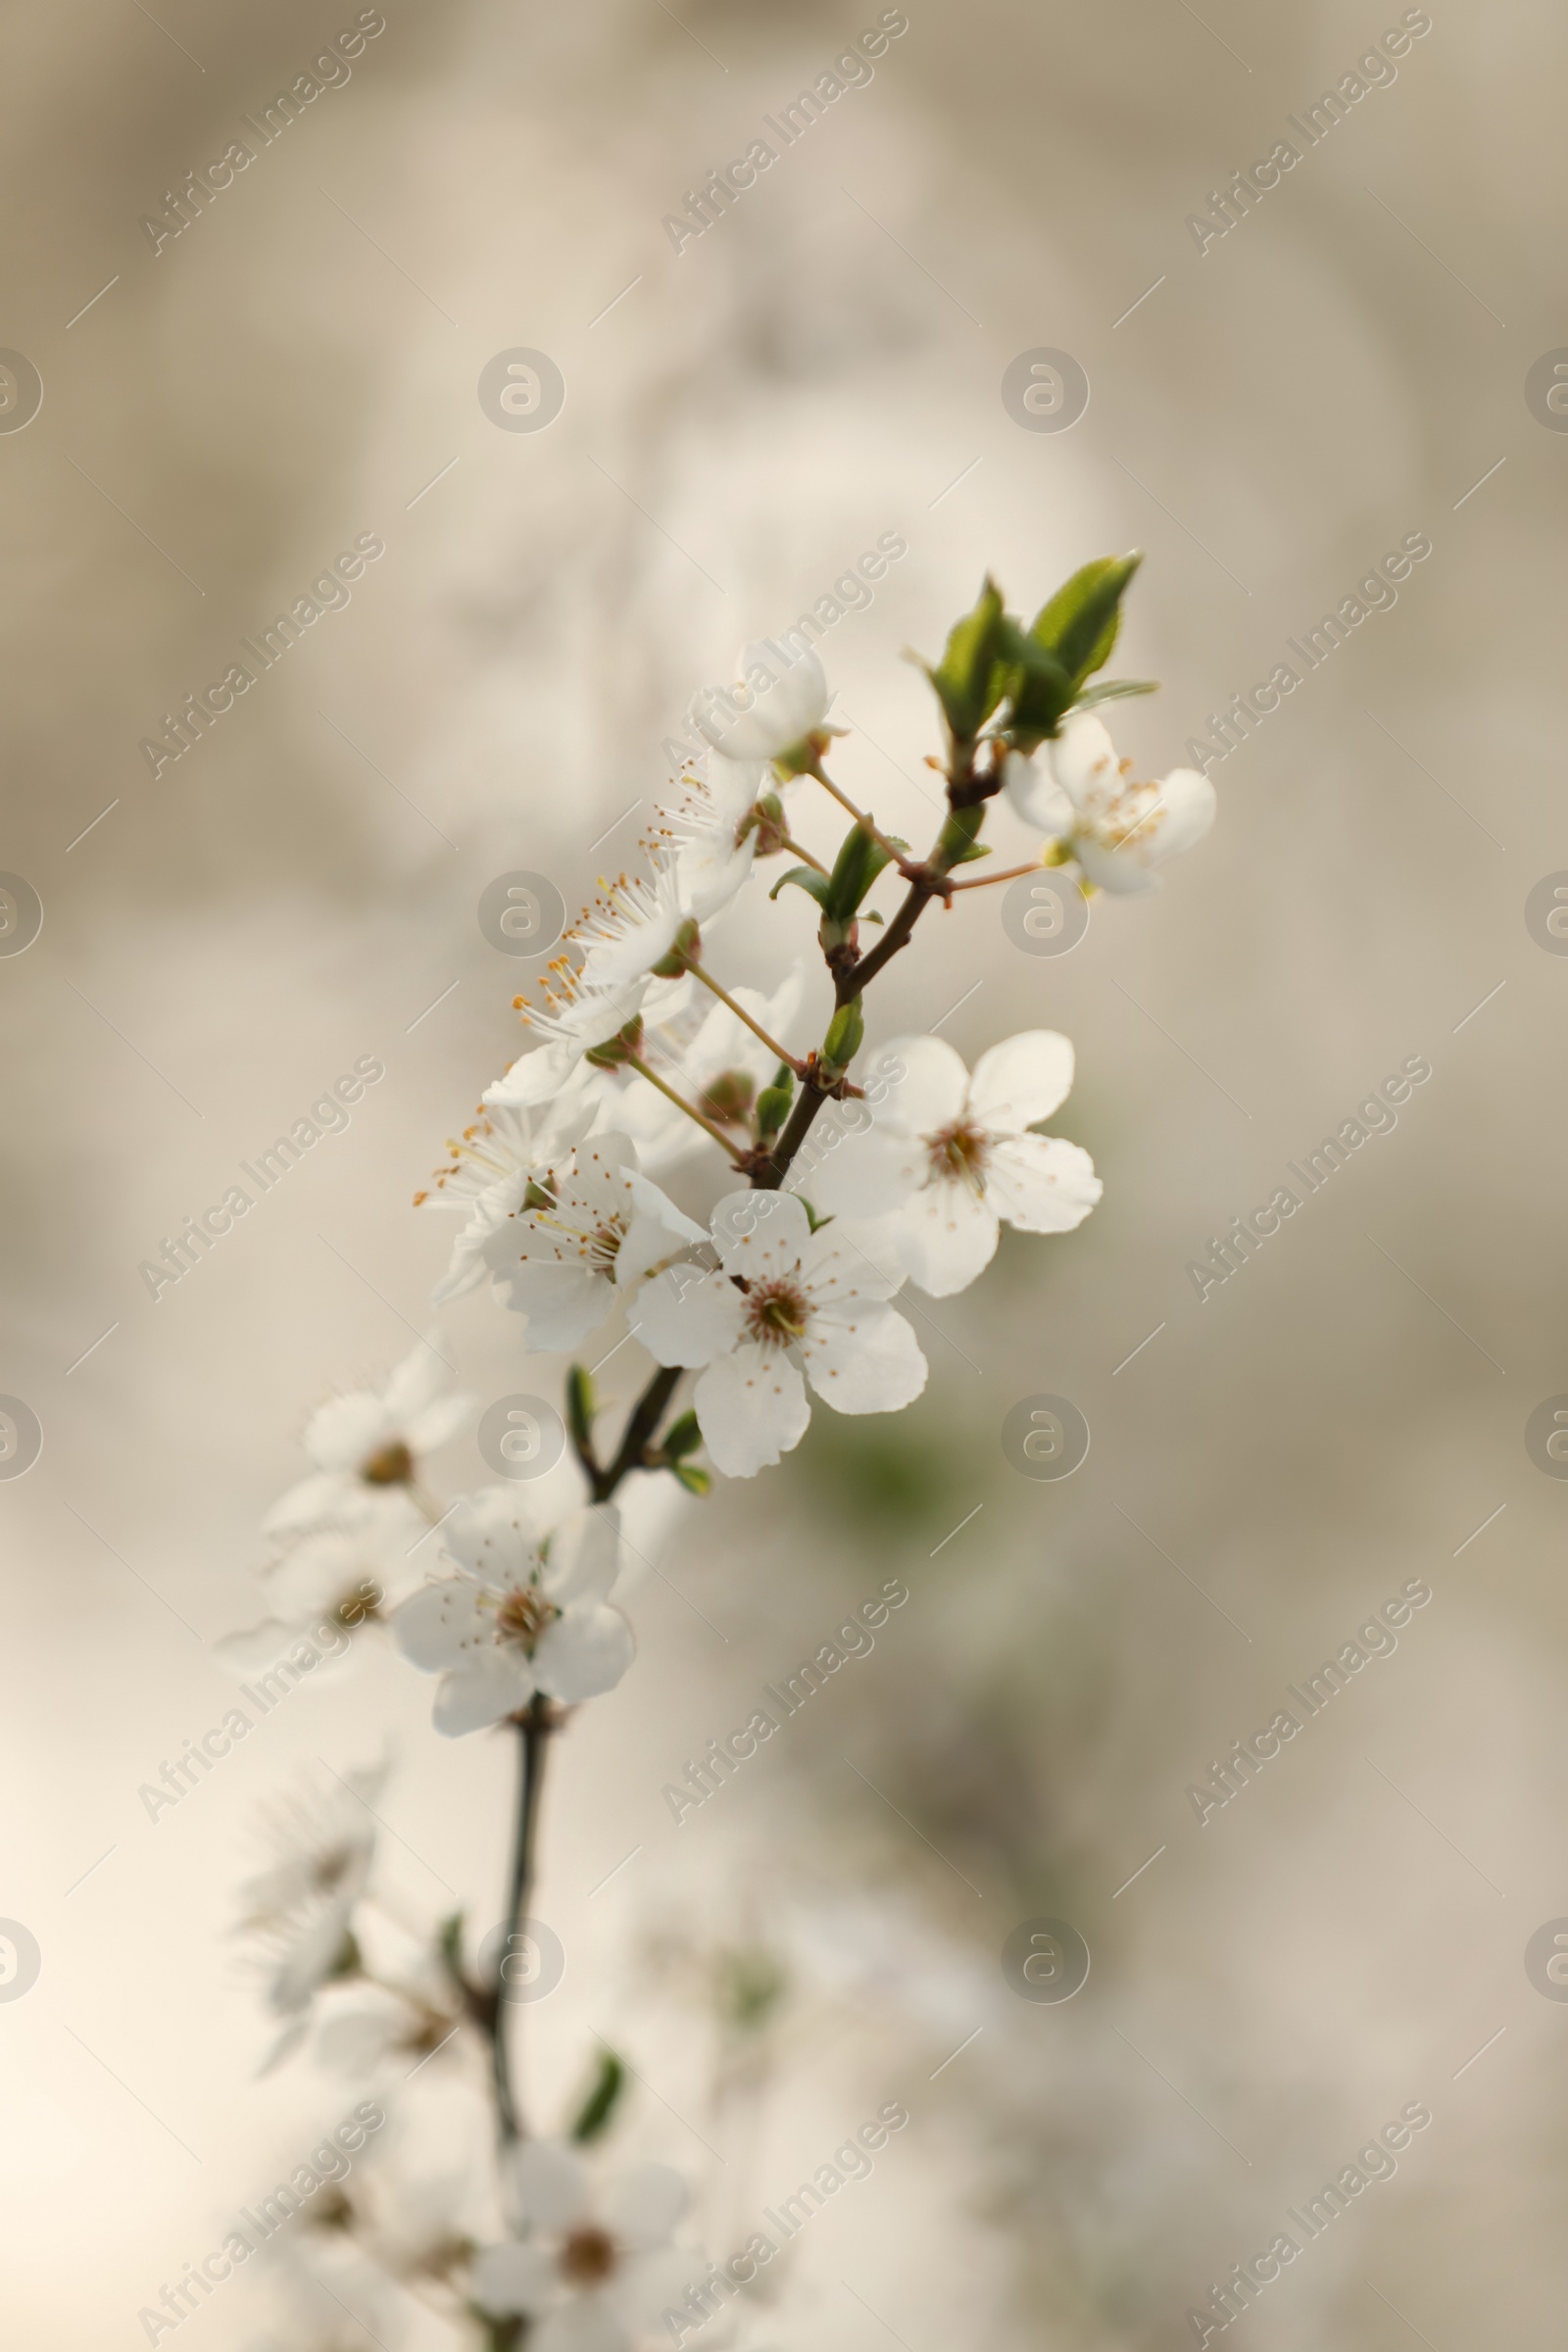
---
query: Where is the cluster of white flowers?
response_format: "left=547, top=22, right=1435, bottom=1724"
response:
left=223, top=565, right=1217, bottom=2352
left=231, top=596, right=1217, bottom=1747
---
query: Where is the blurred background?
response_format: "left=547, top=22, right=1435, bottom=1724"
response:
left=2, top=0, right=1564, bottom=2342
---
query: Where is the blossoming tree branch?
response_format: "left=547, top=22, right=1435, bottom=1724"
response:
left=213, top=558, right=1215, bottom=2352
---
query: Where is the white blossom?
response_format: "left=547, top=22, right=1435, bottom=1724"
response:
left=589, top=964, right=805, bottom=1172
left=662, top=752, right=766, bottom=913
left=808, top=1032, right=1102, bottom=1296
left=472, top=2139, right=689, bottom=2352
left=313, top=1977, right=464, bottom=2080
left=417, top=1090, right=600, bottom=1304
left=265, top=1334, right=474, bottom=1542
left=217, top=1528, right=391, bottom=1678
left=486, top=967, right=650, bottom=1112
left=570, top=857, right=691, bottom=993
left=635, top=1190, right=927, bottom=1478
left=1006, top=710, right=1214, bottom=893
left=395, top=1492, right=633, bottom=1736
left=237, top=1763, right=384, bottom=2020
left=690, top=638, right=829, bottom=764
left=481, top=1134, right=705, bottom=1352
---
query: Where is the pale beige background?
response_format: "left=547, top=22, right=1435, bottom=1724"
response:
left=1, top=0, right=1563, bottom=2344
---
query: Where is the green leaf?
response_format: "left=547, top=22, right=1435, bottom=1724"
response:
left=767, top=864, right=833, bottom=908
left=1073, top=676, right=1158, bottom=708
left=822, top=823, right=902, bottom=922
left=717, top=1947, right=788, bottom=2033
left=924, top=574, right=1007, bottom=742
left=1029, top=554, right=1143, bottom=690
left=672, top=1461, right=713, bottom=1495
left=995, top=619, right=1075, bottom=751
left=661, top=1410, right=702, bottom=1461
left=948, top=839, right=991, bottom=866
left=570, top=2049, right=626, bottom=2143
left=932, top=801, right=988, bottom=871
left=436, top=1911, right=468, bottom=1988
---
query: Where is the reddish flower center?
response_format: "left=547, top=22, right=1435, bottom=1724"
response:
left=745, top=1277, right=810, bottom=1346
left=927, top=1119, right=989, bottom=1193
left=561, top=2226, right=618, bottom=2285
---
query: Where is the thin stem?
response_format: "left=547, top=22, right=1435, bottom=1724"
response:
left=493, top=1693, right=553, bottom=2144
left=682, top=958, right=803, bottom=1073
left=779, top=834, right=829, bottom=875
left=837, top=869, right=938, bottom=997
left=805, top=761, right=920, bottom=878
left=948, top=857, right=1047, bottom=891
left=753, top=808, right=978, bottom=1190
left=622, top=1049, right=743, bottom=1155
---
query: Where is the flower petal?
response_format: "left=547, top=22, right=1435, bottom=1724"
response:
left=602, top=2163, right=688, bottom=2251
left=1002, top=749, right=1073, bottom=834
left=1049, top=710, right=1121, bottom=808
left=383, top=1330, right=451, bottom=1427
left=490, top=1259, right=613, bottom=1352
left=984, top=1135, right=1102, bottom=1233
left=694, top=1346, right=810, bottom=1477
left=615, top=1174, right=708, bottom=1290
left=800, top=1299, right=928, bottom=1415
left=395, top=1578, right=491, bottom=1671
left=710, top=1187, right=810, bottom=1278
left=1149, top=765, right=1217, bottom=857
left=804, top=1127, right=917, bottom=1220
left=895, top=1177, right=1000, bottom=1297
left=214, top=1617, right=302, bottom=1677
left=303, top=1392, right=390, bottom=1475
left=404, top=1390, right=477, bottom=1456
left=534, top=1602, right=635, bottom=1702
left=866, top=1034, right=968, bottom=1137
left=798, top=1215, right=904, bottom=1304
left=634, top=1265, right=746, bottom=1368
left=612, top=2248, right=698, bottom=2331
left=545, top=1505, right=620, bottom=1606
left=432, top=1652, right=534, bottom=1737
left=968, top=1029, right=1076, bottom=1130
left=508, top=2137, right=593, bottom=2230
left=692, top=640, right=828, bottom=761
left=535, top=2294, right=629, bottom=2352
left=472, top=2240, right=563, bottom=2317
left=262, top=1470, right=361, bottom=1537
left=442, top=1490, right=546, bottom=1587
left=1072, top=827, right=1164, bottom=894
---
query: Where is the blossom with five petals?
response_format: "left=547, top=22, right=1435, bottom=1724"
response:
left=471, top=2139, right=690, bottom=2352
left=417, top=1087, right=600, bottom=1305
left=264, top=1332, right=474, bottom=1541
left=1004, top=709, right=1215, bottom=894
left=635, top=1190, right=927, bottom=1478
left=480, top=1134, right=705, bottom=1352
left=486, top=968, right=651, bottom=1112
left=808, top=1032, right=1102, bottom=1296
left=395, top=1491, right=634, bottom=1736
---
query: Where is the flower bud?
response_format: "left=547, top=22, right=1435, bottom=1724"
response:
left=584, top=1015, right=644, bottom=1068
left=820, top=997, right=864, bottom=1078
left=756, top=1063, right=794, bottom=1141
